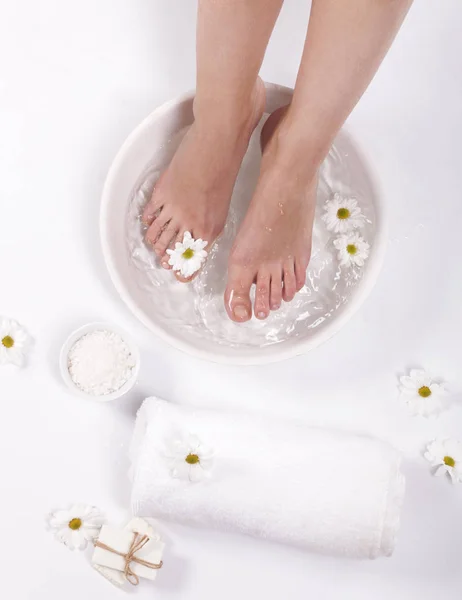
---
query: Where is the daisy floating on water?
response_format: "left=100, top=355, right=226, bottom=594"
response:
left=165, top=434, right=214, bottom=482
left=0, top=317, right=31, bottom=367
left=398, top=369, right=448, bottom=417
left=167, top=232, right=208, bottom=279
left=46, top=503, right=105, bottom=551
left=322, top=193, right=365, bottom=234
left=424, top=439, right=462, bottom=484
left=333, top=232, right=370, bottom=267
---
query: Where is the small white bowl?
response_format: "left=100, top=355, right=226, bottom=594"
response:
left=59, top=322, right=140, bottom=401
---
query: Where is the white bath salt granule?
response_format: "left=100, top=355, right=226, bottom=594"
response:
left=68, top=330, right=136, bottom=396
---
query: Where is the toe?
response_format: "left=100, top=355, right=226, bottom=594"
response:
left=142, top=174, right=165, bottom=226
left=282, top=259, right=297, bottom=302
left=270, top=267, right=283, bottom=310
left=295, top=258, right=307, bottom=291
left=145, top=209, right=169, bottom=247
left=160, top=238, right=175, bottom=270
left=254, top=271, right=271, bottom=320
left=142, top=200, right=159, bottom=227
left=225, top=264, right=254, bottom=323
left=153, top=220, right=178, bottom=258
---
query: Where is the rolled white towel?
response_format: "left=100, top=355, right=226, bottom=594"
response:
left=130, top=398, right=405, bottom=559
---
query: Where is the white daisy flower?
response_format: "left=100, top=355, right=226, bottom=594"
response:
left=165, top=434, right=214, bottom=482
left=333, top=232, right=370, bottom=267
left=166, top=231, right=208, bottom=278
left=399, top=369, right=447, bottom=417
left=424, top=439, right=462, bottom=484
left=46, top=504, right=105, bottom=551
left=0, top=317, right=31, bottom=367
left=322, top=193, right=365, bottom=234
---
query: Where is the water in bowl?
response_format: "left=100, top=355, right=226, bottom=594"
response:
left=126, top=118, right=375, bottom=349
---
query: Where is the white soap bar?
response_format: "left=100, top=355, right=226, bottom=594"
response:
left=92, top=520, right=164, bottom=585
left=93, top=518, right=162, bottom=588
left=93, top=564, right=126, bottom=589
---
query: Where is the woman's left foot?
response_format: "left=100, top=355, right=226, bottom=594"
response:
left=225, top=109, right=318, bottom=322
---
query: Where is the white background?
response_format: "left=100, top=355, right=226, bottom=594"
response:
left=1, top=1, right=462, bottom=598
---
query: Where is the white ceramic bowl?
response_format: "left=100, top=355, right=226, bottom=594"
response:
left=59, top=322, right=140, bottom=401
left=101, top=83, right=386, bottom=365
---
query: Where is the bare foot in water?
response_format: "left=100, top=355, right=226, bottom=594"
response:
left=142, top=78, right=266, bottom=282
left=225, top=106, right=318, bottom=322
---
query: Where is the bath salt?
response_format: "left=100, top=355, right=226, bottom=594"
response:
left=68, top=330, right=136, bottom=396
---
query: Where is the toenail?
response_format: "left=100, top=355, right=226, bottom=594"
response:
left=161, top=261, right=169, bottom=269
left=271, top=304, right=280, bottom=310
left=257, top=311, right=267, bottom=319
left=234, top=305, right=250, bottom=320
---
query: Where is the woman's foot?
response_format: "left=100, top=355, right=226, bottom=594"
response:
left=225, top=107, right=319, bottom=322
left=142, top=79, right=266, bottom=282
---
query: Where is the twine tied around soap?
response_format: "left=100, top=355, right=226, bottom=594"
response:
left=94, top=532, right=163, bottom=586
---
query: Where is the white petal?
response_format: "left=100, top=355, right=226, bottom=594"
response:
left=423, top=450, right=438, bottom=465
left=427, top=440, right=446, bottom=459
left=55, top=527, right=74, bottom=547
left=171, top=460, right=190, bottom=480
left=443, top=439, right=462, bottom=459
left=47, top=510, right=71, bottom=529
left=419, top=396, right=443, bottom=417
left=0, top=347, right=9, bottom=365
left=186, top=434, right=201, bottom=449
left=71, top=531, right=88, bottom=551
left=83, top=513, right=105, bottom=529
left=400, top=388, right=419, bottom=398
left=199, top=457, right=214, bottom=471
left=434, top=465, right=448, bottom=478
left=81, top=525, right=101, bottom=541
left=198, top=444, right=214, bottom=460
left=405, top=399, right=421, bottom=416
left=188, top=465, right=205, bottom=483
left=448, top=468, right=459, bottom=484
left=7, top=347, right=25, bottom=367
left=452, top=466, right=462, bottom=482
left=69, top=503, right=89, bottom=519
left=409, top=369, right=429, bottom=385
left=429, top=383, right=446, bottom=396
left=399, top=376, right=418, bottom=390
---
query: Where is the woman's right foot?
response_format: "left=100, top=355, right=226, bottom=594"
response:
left=142, top=78, right=266, bottom=282
left=225, top=106, right=319, bottom=322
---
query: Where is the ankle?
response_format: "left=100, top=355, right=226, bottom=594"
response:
left=266, top=109, right=330, bottom=176
left=263, top=124, right=320, bottom=183
left=193, top=80, right=264, bottom=139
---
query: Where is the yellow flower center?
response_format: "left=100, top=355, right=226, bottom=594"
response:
left=1, top=335, right=14, bottom=348
left=182, top=248, right=194, bottom=260
left=68, top=518, right=82, bottom=531
left=418, top=386, right=431, bottom=398
left=346, top=244, right=357, bottom=255
left=337, top=208, right=350, bottom=220
left=444, top=456, right=455, bottom=468
left=185, top=453, right=200, bottom=465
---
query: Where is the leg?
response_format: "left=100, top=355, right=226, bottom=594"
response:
left=226, top=0, right=413, bottom=321
left=143, top=0, right=283, bottom=281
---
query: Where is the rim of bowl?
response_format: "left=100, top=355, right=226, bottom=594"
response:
left=100, top=82, right=388, bottom=365
left=59, top=322, right=140, bottom=401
